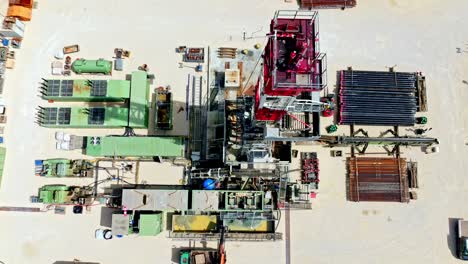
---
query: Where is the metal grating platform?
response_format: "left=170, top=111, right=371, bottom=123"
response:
left=168, top=231, right=282, bottom=241
left=60, top=80, right=73, bottom=96
left=42, top=108, right=58, bottom=125
left=47, top=80, right=61, bottom=96
left=57, top=108, right=71, bottom=125
left=90, top=80, right=108, bottom=96
left=88, top=108, right=105, bottom=125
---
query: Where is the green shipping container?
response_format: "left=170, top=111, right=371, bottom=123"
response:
left=85, top=136, right=185, bottom=157
left=139, top=214, right=163, bottom=236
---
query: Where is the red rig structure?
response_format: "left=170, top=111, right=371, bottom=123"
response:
left=255, top=10, right=328, bottom=141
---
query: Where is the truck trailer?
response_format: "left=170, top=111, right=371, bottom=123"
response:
left=31, top=185, right=93, bottom=204
left=35, top=159, right=94, bottom=177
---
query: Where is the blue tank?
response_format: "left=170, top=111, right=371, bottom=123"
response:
left=203, top=179, right=217, bottom=190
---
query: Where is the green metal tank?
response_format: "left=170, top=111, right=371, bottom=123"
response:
left=35, top=159, right=94, bottom=177
left=38, top=185, right=70, bottom=204
left=34, top=185, right=93, bottom=204
left=71, top=59, right=112, bottom=75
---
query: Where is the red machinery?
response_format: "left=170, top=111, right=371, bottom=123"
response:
left=301, top=152, right=319, bottom=186
left=255, top=10, right=327, bottom=123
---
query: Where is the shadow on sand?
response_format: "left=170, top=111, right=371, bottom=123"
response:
left=447, top=217, right=461, bottom=259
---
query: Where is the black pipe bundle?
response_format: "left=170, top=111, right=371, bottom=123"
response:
left=338, top=70, right=418, bottom=126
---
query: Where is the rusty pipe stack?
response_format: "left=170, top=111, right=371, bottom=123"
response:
left=347, top=157, right=409, bottom=203
left=218, top=47, right=237, bottom=59
left=299, top=0, right=357, bottom=9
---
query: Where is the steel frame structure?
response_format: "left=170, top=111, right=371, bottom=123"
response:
left=320, top=126, right=439, bottom=155
left=255, top=10, right=327, bottom=122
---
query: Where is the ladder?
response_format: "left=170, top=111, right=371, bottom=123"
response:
left=209, top=83, right=220, bottom=111
left=278, top=165, right=289, bottom=204
left=190, top=76, right=204, bottom=156
left=262, top=97, right=325, bottom=113
left=192, top=75, right=202, bottom=107
left=286, top=99, right=324, bottom=112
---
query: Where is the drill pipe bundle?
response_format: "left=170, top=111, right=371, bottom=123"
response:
left=338, top=70, right=418, bottom=126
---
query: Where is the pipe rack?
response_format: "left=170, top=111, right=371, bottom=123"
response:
left=338, top=70, right=419, bottom=126
left=347, top=157, right=409, bottom=202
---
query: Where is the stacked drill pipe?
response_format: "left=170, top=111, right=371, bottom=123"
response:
left=338, top=70, right=418, bottom=126
left=347, top=157, right=409, bottom=203
left=300, top=0, right=357, bottom=9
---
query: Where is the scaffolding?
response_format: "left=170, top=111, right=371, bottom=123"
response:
left=268, top=10, right=327, bottom=92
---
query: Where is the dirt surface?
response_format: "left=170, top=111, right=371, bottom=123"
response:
left=0, top=0, right=467, bottom=263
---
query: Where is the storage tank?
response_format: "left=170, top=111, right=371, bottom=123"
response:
left=71, top=59, right=112, bottom=75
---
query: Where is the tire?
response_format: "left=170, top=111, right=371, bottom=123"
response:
left=103, top=229, right=113, bottom=240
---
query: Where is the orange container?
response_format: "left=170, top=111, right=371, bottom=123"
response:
left=7, top=5, right=32, bottom=21
left=9, top=0, right=33, bottom=8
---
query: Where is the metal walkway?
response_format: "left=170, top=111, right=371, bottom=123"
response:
left=189, top=75, right=207, bottom=160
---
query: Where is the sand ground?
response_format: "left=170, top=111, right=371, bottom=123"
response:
left=0, top=0, right=467, bottom=263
